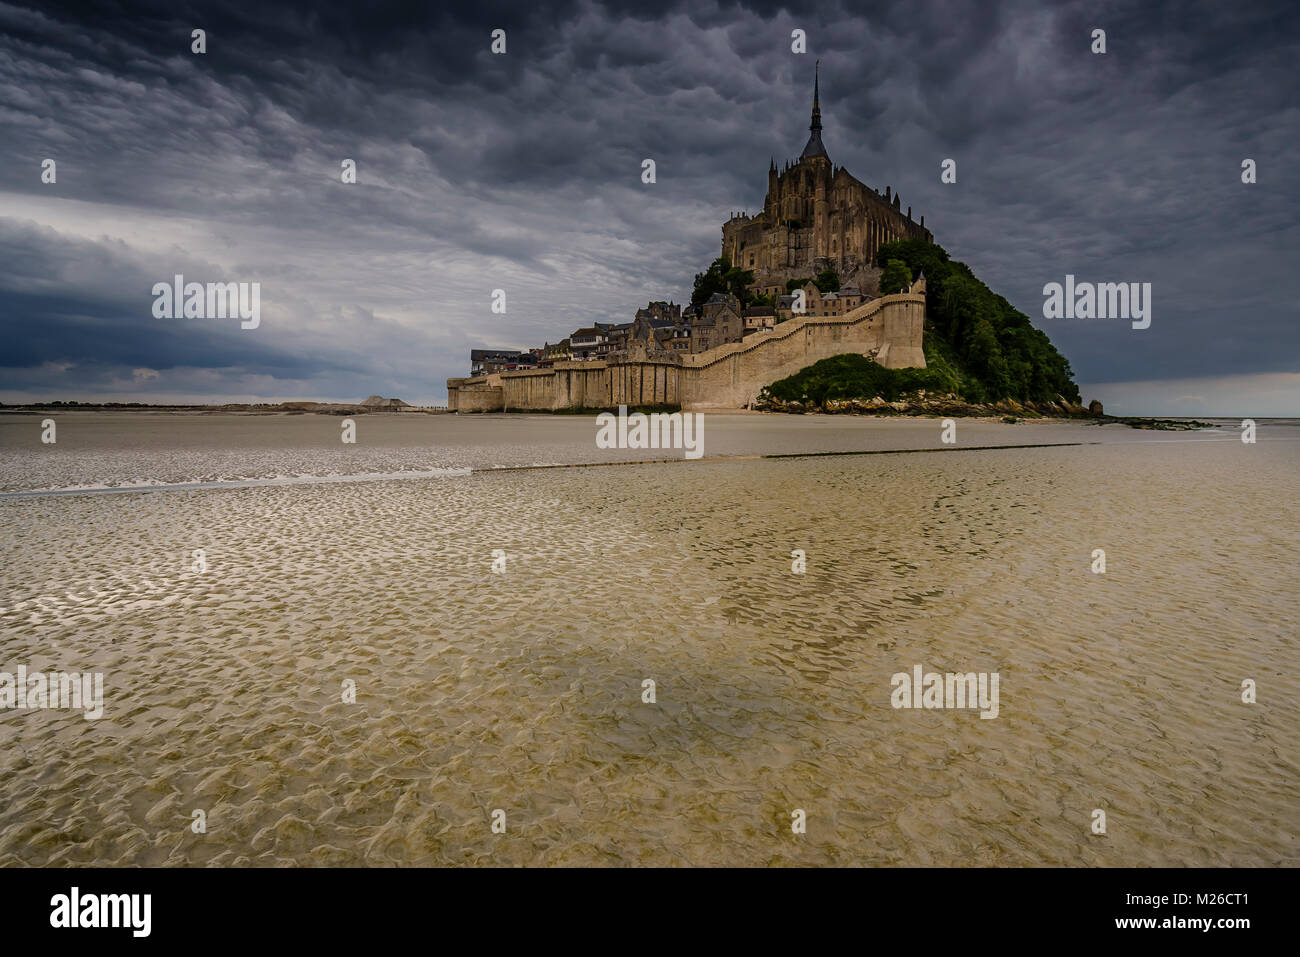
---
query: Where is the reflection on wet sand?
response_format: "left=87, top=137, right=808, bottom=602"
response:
left=0, top=414, right=1296, bottom=865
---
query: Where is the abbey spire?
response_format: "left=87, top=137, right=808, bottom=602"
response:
left=800, top=60, right=828, bottom=161
left=811, top=59, right=822, bottom=133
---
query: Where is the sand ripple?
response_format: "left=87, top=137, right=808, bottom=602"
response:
left=1, top=418, right=1297, bottom=865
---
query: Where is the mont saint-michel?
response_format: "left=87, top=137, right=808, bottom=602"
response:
left=448, top=69, right=1084, bottom=419
left=449, top=70, right=934, bottom=413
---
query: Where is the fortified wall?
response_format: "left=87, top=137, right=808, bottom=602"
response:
left=447, top=291, right=925, bottom=413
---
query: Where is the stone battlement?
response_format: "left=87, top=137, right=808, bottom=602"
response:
left=447, top=291, right=925, bottom=412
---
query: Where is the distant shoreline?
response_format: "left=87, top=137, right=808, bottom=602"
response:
left=0, top=403, right=1238, bottom=430
left=0, top=402, right=446, bottom=415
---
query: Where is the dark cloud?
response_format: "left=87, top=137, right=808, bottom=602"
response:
left=1, top=0, right=1297, bottom=411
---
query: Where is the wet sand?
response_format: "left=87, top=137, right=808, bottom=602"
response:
left=1, top=414, right=1296, bottom=865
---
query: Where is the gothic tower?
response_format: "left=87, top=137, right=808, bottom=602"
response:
left=721, top=65, right=933, bottom=287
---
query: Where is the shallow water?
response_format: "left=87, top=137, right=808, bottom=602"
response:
left=1, top=413, right=1296, bottom=865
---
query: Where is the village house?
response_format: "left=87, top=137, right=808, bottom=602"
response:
left=568, top=326, right=606, bottom=360
left=470, top=348, right=532, bottom=376
left=594, top=321, right=633, bottom=358
left=743, top=304, right=776, bottom=335
left=540, top=339, right=571, bottom=366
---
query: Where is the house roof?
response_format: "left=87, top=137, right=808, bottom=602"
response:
left=800, top=132, right=828, bottom=161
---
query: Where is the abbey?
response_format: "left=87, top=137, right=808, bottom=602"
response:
left=449, top=67, right=933, bottom=412
left=720, top=64, right=932, bottom=292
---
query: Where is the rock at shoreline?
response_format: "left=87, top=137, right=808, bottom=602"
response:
left=360, top=395, right=411, bottom=410
left=754, top=389, right=1107, bottom=419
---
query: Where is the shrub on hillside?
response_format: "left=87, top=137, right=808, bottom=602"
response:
left=760, top=354, right=959, bottom=405
left=874, top=239, right=1080, bottom=404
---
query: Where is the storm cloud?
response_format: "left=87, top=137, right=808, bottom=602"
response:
left=1, top=0, right=1297, bottom=412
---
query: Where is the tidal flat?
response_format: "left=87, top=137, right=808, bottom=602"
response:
left=1, top=413, right=1296, bottom=865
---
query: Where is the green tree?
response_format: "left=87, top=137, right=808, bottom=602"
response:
left=727, top=264, right=756, bottom=305
left=878, top=259, right=912, bottom=296
left=692, top=256, right=755, bottom=308
left=691, top=257, right=730, bottom=308
left=814, top=268, right=840, bottom=293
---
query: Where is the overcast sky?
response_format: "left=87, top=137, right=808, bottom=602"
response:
left=2, top=0, right=1297, bottom=414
